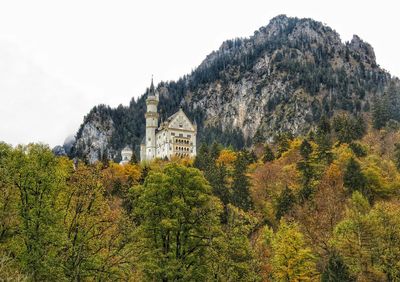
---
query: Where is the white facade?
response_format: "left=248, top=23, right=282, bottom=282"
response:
left=119, top=146, right=133, bottom=165
left=140, top=80, right=197, bottom=162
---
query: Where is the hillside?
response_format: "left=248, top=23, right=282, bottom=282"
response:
left=70, top=15, right=399, bottom=163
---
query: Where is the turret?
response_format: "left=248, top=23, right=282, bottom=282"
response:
left=144, top=78, right=159, bottom=161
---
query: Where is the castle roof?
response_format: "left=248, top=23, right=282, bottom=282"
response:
left=148, top=77, right=156, bottom=97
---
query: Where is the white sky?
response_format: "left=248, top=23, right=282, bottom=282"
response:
left=0, top=0, right=398, bottom=147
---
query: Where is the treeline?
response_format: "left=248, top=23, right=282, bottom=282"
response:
left=2, top=112, right=400, bottom=281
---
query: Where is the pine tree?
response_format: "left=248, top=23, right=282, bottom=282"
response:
left=232, top=152, right=253, bottom=211
left=321, top=252, right=354, bottom=282
left=343, top=157, right=369, bottom=199
left=276, top=186, right=296, bottom=219
left=130, top=151, right=138, bottom=164
left=262, top=144, right=275, bottom=163
left=394, top=143, right=400, bottom=171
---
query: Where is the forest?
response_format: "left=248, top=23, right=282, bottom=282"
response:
left=1, top=111, right=400, bottom=281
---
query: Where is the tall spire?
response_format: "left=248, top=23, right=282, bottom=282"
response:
left=149, top=75, right=155, bottom=96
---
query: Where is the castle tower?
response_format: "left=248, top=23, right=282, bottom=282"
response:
left=144, top=78, right=159, bottom=161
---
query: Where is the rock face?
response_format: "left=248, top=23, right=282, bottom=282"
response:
left=73, top=106, right=115, bottom=163
left=71, top=15, right=396, bottom=162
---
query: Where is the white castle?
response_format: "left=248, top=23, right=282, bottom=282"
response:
left=139, top=79, right=197, bottom=162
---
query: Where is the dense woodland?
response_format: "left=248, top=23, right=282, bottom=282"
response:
left=2, top=111, right=400, bottom=281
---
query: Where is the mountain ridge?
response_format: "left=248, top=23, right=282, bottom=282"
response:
left=69, top=14, right=399, bottom=163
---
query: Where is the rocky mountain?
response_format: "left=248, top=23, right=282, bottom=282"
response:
left=70, top=15, right=399, bottom=163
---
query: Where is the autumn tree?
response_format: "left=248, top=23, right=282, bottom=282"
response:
left=270, top=220, right=318, bottom=281
left=61, top=163, right=134, bottom=280
left=0, top=143, right=18, bottom=245
left=9, top=144, right=68, bottom=281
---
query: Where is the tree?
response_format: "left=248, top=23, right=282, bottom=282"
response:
left=275, top=186, right=296, bottom=220
left=321, top=252, right=354, bottom=282
left=333, top=114, right=366, bottom=144
left=372, top=97, right=389, bottom=129
left=275, top=133, right=292, bottom=158
left=130, top=151, right=138, bottom=164
left=332, top=192, right=400, bottom=281
left=315, top=116, right=333, bottom=163
left=208, top=205, right=260, bottom=281
left=232, top=152, right=253, bottom=211
left=0, top=143, right=18, bottom=244
left=262, top=144, right=275, bottom=163
left=134, top=163, right=223, bottom=281
left=394, top=143, right=400, bottom=170
left=271, top=220, right=318, bottom=281
left=9, top=144, right=68, bottom=281
left=61, top=163, right=134, bottom=280
left=299, top=139, right=312, bottom=160
left=343, top=157, right=368, bottom=198
left=297, top=139, right=315, bottom=201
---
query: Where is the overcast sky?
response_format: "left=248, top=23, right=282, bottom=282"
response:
left=0, top=0, right=398, bottom=147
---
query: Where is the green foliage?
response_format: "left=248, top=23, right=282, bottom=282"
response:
left=232, top=151, right=253, bottom=211
left=275, top=186, right=296, bottom=220
left=333, top=114, right=366, bottom=144
left=349, top=142, right=367, bottom=157
left=134, top=163, right=223, bottom=281
left=321, top=252, right=355, bottom=282
left=299, top=139, right=312, bottom=160
left=315, top=116, right=333, bottom=163
left=9, top=144, right=68, bottom=280
left=372, top=81, right=400, bottom=129
left=343, top=157, right=369, bottom=198
left=333, top=193, right=400, bottom=281
left=262, top=144, right=275, bottom=162
left=275, top=132, right=293, bottom=158
left=394, top=143, right=400, bottom=170
left=271, top=220, right=318, bottom=281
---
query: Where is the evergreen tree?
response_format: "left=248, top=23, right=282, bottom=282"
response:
left=262, top=144, right=275, bottom=163
left=321, top=252, right=355, bottom=282
left=193, top=143, right=209, bottom=170
left=232, top=152, right=253, bottom=211
left=333, top=114, right=366, bottom=144
left=300, top=139, right=312, bottom=160
left=372, top=97, right=389, bottom=129
left=210, top=141, right=222, bottom=160
left=343, top=157, right=369, bottom=198
left=275, top=186, right=296, bottom=219
left=394, top=143, right=400, bottom=170
left=130, top=151, right=138, bottom=164
left=275, top=133, right=292, bottom=158
left=315, top=116, right=333, bottom=163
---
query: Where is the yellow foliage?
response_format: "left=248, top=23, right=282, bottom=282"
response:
left=331, top=143, right=353, bottom=168
left=216, top=149, right=237, bottom=167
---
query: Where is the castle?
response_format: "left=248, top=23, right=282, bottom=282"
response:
left=139, top=79, right=197, bottom=162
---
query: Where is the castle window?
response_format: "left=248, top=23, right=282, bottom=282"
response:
left=187, top=134, right=191, bottom=138
left=171, top=132, right=175, bottom=136
left=179, top=133, right=183, bottom=137
left=179, top=124, right=183, bottom=128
